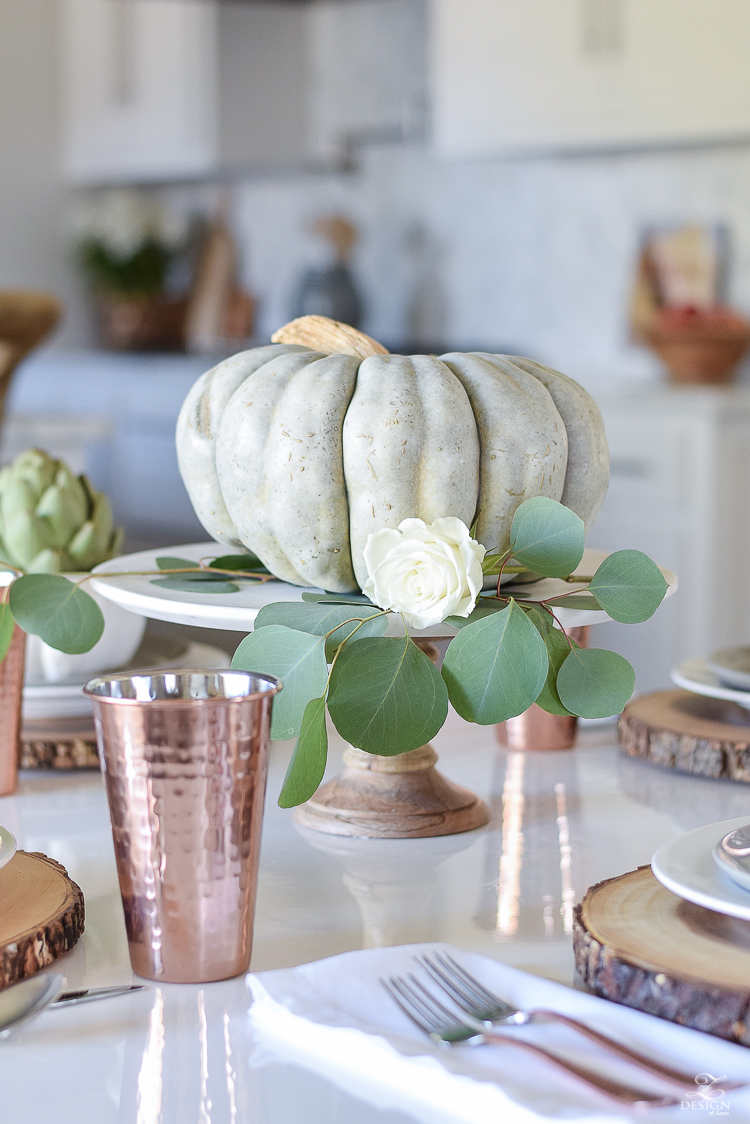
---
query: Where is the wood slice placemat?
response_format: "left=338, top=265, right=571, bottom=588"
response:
left=574, top=866, right=750, bottom=1044
left=0, top=851, right=85, bottom=988
left=19, top=716, right=99, bottom=770
left=619, top=689, right=750, bottom=782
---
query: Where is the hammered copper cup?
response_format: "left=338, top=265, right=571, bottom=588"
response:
left=84, top=669, right=281, bottom=984
left=0, top=569, right=24, bottom=797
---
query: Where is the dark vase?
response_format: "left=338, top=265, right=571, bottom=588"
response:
left=293, top=264, right=362, bottom=328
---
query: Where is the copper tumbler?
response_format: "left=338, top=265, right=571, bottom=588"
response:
left=0, top=570, right=25, bottom=797
left=84, top=669, right=281, bottom=983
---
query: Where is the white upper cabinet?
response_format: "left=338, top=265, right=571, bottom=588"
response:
left=61, top=0, right=218, bottom=184
left=431, top=0, right=750, bottom=158
left=306, top=0, right=427, bottom=163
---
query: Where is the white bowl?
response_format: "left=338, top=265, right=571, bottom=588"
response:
left=24, top=574, right=146, bottom=686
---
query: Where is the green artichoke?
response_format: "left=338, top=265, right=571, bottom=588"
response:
left=0, top=448, right=123, bottom=573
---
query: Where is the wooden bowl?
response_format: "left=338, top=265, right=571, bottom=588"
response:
left=644, top=323, right=750, bottom=385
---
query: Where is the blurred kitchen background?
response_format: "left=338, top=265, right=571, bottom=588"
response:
left=5, top=0, right=750, bottom=690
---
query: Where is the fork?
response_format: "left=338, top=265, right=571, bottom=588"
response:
left=382, top=972, right=678, bottom=1110
left=417, top=951, right=740, bottom=1097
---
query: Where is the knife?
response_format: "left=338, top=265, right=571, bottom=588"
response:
left=52, top=985, right=145, bottom=1007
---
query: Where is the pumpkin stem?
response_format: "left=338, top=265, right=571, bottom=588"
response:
left=271, top=315, right=389, bottom=359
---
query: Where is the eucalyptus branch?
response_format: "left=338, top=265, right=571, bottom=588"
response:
left=72, top=566, right=277, bottom=587
left=538, top=586, right=596, bottom=604
left=323, top=609, right=389, bottom=651
left=543, top=604, right=574, bottom=650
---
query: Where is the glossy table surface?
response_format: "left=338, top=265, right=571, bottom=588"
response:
left=2, top=711, right=750, bottom=1124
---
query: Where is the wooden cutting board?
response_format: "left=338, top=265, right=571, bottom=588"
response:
left=574, top=866, right=750, bottom=1044
left=0, top=851, right=85, bottom=987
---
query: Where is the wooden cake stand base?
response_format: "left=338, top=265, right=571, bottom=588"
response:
left=574, top=866, right=750, bottom=1044
left=293, top=637, right=490, bottom=839
left=293, top=743, right=490, bottom=838
left=0, top=851, right=85, bottom=987
left=619, top=689, right=750, bottom=782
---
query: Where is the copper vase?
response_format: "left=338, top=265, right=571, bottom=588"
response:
left=84, top=669, right=281, bottom=983
left=497, top=626, right=590, bottom=752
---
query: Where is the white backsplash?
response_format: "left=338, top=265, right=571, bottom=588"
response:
left=230, top=139, right=750, bottom=393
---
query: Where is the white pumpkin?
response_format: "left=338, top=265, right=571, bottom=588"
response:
left=176, top=317, right=609, bottom=592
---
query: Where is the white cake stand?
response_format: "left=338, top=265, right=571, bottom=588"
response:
left=90, top=545, right=640, bottom=633
left=90, top=545, right=677, bottom=839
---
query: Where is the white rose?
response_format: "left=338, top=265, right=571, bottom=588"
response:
left=362, top=517, right=485, bottom=630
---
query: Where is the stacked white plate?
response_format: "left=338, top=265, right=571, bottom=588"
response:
left=22, top=639, right=231, bottom=720
left=652, top=817, right=750, bottom=921
left=671, top=645, right=750, bottom=711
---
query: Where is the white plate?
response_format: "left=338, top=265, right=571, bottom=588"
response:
left=652, top=817, right=750, bottom=920
left=22, top=641, right=231, bottom=720
left=671, top=657, right=750, bottom=710
left=90, top=543, right=677, bottom=636
left=706, top=646, right=750, bottom=691
left=0, top=825, right=17, bottom=871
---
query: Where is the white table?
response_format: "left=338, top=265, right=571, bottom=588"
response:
left=2, top=713, right=746, bottom=1124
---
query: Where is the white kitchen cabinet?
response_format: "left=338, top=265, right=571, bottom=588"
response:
left=431, top=0, right=750, bottom=158
left=306, top=0, right=427, bottom=163
left=60, top=0, right=218, bottom=184
left=585, top=386, right=750, bottom=693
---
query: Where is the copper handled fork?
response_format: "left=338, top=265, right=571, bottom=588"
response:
left=382, top=971, right=678, bottom=1110
left=416, top=952, right=744, bottom=1098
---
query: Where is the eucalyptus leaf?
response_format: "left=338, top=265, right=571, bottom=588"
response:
left=255, top=601, right=387, bottom=660
left=556, top=647, right=635, bottom=718
left=151, top=577, right=240, bottom=594
left=441, top=599, right=548, bottom=724
left=0, top=598, right=14, bottom=662
left=209, top=552, right=268, bottom=572
left=301, top=591, right=375, bottom=606
left=534, top=625, right=576, bottom=716
left=446, top=599, right=510, bottom=630
left=328, top=635, right=448, bottom=755
left=543, top=592, right=603, bottom=611
left=520, top=602, right=556, bottom=639
left=588, top=550, right=668, bottom=623
left=232, top=625, right=327, bottom=741
left=278, top=696, right=328, bottom=808
left=155, top=556, right=196, bottom=570
left=10, top=573, right=104, bottom=654
left=509, top=497, right=585, bottom=578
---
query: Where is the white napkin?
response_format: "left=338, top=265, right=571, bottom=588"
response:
left=246, top=943, right=750, bottom=1124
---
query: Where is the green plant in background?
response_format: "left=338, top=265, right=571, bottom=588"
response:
left=70, top=188, right=187, bottom=298
left=80, top=240, right=174, bottom=299
left=0, top=449, right=123, bottom=573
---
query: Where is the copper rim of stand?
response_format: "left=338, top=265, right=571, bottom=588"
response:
left=293, top=742, right=490, bottom=838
